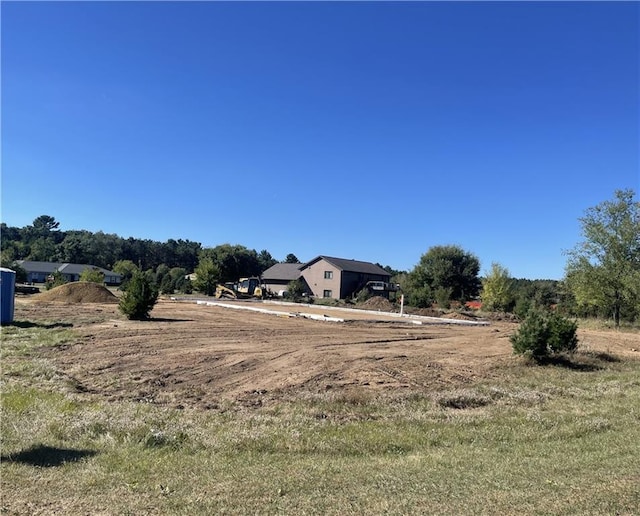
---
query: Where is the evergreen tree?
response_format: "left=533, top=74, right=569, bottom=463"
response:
left=119, top=271, right=158, bottom=320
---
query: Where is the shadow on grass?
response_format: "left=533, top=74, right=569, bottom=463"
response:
left=535, top=351, right=620, bottom=371
left=1, top=445, right=98, bottom=467
left=584, top=351, right=621, bottom=363
left=6, top=321, right=73, bottom=329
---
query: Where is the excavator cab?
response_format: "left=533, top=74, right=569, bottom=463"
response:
left=236, top=277, right=263, bottom=297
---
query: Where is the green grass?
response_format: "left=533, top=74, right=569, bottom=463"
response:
left=2, top=322, right=640, bottom=514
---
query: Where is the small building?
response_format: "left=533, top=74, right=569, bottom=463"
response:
left=0, top=267, right=16, bottom=324
left=299, top=256, right=391, bottom=300
left=261, top=263, right=304, bottom=296
left=16, top=261, right=122, bottom=286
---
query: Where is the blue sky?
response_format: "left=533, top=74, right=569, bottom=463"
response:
left=2, top=1, right=638, bottom=279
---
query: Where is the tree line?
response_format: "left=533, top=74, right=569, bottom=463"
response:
left=1, top=215, right=204, bottom=272
left=0, top=216, right=299, bottom=295
left=2, top=190, right=638, bottom=325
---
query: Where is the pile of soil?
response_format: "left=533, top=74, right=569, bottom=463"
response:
left=35, top=282, right=118, bottom=304
left=360, top=296, right=395, bottom=311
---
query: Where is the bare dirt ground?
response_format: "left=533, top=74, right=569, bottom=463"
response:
left=13, top=298, right=640, bottom=410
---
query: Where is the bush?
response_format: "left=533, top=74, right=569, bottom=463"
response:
left=510, top=309, right=578, bottom=361
left=514, top=297, right=531, bottom=320
left=173, top=275, right=192, bottom=294
left=434, top=287, right=452, bottom=310
left=159, top=274, right=174, bottom=295
left=118, top=272, right=158, bottom=320
left=547, top=312, right=578, bottom=353
left=79, top=267, right=105, bottom=284
left=286, top=278, right=309, bottom=302
left=355, top=288, right=371, bottom=303
left=45, top=271, right=67, bottom=290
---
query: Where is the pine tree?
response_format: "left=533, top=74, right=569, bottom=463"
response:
left=119, top=272, right=158, bottom=320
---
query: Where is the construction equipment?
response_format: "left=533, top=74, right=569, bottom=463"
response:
left=365, top=281, right=400, bottom=293
left=15, top=284, right=40, bottom=295
left=215, top=277, right=264, bottom=300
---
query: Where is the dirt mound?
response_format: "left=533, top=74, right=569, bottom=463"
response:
left=360, top=296, right=395, bottom=311
left=35, top=282, right=118, bottom=304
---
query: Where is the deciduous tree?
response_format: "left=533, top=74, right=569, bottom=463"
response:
left=79, top=267, right=105, bottom=284
left=200, top=244, right=261, bottom=283
left=407, top=245, right=480, bottom=307
left=565, top=189, right=640, bottom=326
left=482, top=262, right=515, bottom=312
left=193, top=257, right=221, bottom=296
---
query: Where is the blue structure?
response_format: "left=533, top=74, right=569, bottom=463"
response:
left=1, top=267, right=16, bottom=324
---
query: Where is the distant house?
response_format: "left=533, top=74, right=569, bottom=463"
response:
left=16, top=261, right=122, bottom=286
left=299, top=256, right=391, bottom=300
left=261, top=263, right=303, bottom=296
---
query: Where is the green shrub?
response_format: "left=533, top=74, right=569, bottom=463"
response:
left=79, top=267, right=104, bottom=284
left=434, top=287, right=452, bottom=310
left=174, top=275, right=192, bottom=294
left=510, top=309, right=578, bottom=361
left=45, top=271, right=67, bottom=290
left=513, top=297, right=531, bottom=320
left=286, top=278, right=309, bottom=302
left=355, top=288, right=371, bottom=303
left=118, top=272, right=158, bottom=320
left=547, top=312, right=578, bottom=353
left=159, top=274, right=174, bottom=295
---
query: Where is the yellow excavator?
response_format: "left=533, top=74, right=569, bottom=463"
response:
left=215, top=277, right=264, bottom=300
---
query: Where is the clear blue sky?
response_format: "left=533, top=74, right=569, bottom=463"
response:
left=2, top=1, right=638, bottom=279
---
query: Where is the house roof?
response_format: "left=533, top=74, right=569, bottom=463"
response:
left=261, top=262, right=303, bottom=281
left=300, top=256, right=390, bottom=277
left=16, top=261, right=60, bottom=274
left=57, top=263, right=120, bottom=277
left=16, top=260, right=121, bottom=278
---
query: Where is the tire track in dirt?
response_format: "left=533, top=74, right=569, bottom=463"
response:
left=26, top=298, right=621, bottom=409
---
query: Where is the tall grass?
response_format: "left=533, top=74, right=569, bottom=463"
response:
left=577, top=316, right=640, bottom=332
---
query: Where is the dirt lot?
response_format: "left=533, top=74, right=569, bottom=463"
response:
left=13, top=298, right=640, bottom=410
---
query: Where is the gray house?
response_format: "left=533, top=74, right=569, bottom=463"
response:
left=299, top=256, right=391, bottom=300
left=17, top=261, right=122, bottom=286
left=261, top=263, right=303, bottom=296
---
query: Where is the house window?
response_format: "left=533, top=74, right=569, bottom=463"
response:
left=324, top=271, right=333, bottom=279
left=323, top=290, right=332, bottom=298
